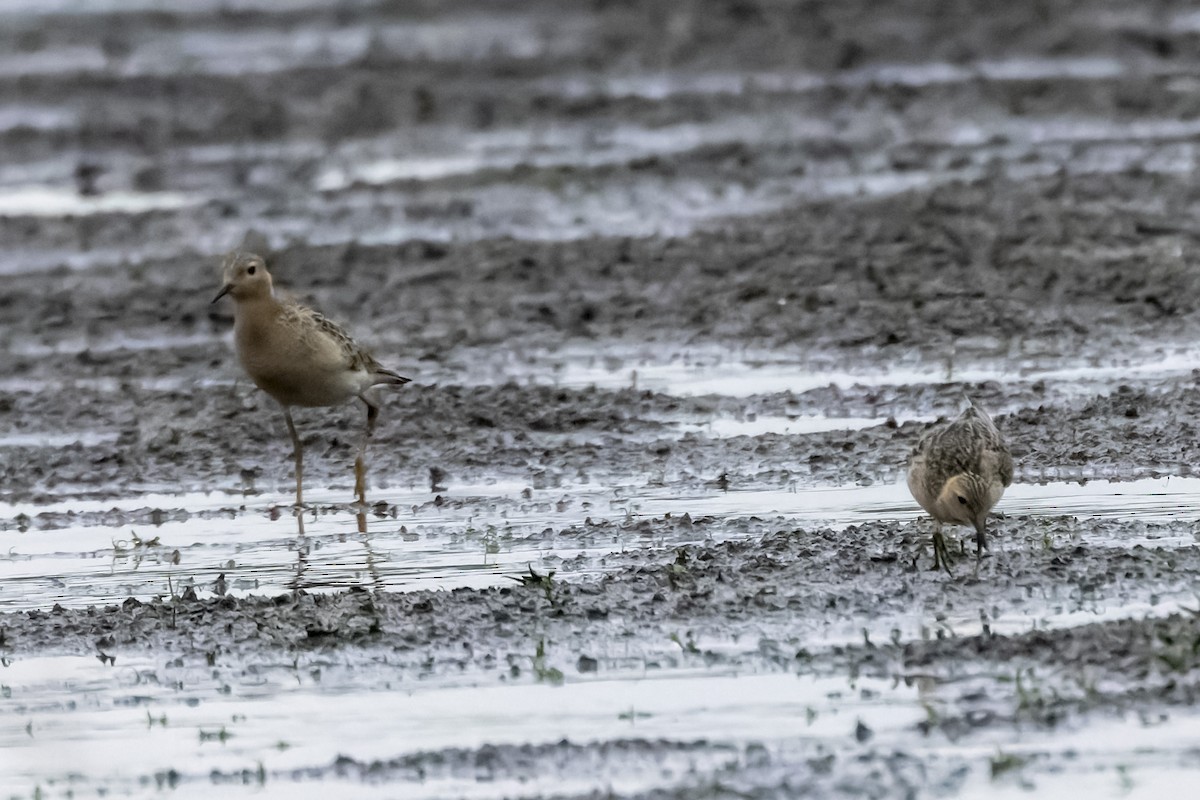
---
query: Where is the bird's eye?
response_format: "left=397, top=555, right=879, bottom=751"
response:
left=957, top=495, right=968, bottom=505
left=248, top=265, right=257, bottom=276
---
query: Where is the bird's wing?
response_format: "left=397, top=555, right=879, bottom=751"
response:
left=995, top=443, right=1015, bottom=488
left=283, top=303, right=380, bottom=372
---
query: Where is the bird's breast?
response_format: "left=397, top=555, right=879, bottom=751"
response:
left=233, top=308, right=364, bottom=407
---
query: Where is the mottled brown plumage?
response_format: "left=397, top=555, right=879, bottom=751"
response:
left=212, top=251, right=409, bottom=507
left=907, top=400, right=1013, bottom=573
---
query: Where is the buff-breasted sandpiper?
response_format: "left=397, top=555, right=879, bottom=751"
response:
left=906, top=399, right=1013, bottom=573
left=212, top=251, right=410, bottom=507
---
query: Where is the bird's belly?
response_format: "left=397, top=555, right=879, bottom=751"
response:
left=236, top=318, right=368, bottom=407
left=243, top=352, right=365, bottom=407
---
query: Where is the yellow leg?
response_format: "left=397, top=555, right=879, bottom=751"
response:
left=283, top=406, right=303, bottom=509
left=354, top=458, right=365, bottom=505
left=972, top=522, right=989, bottom=575
left=932, top=521, right=954, bottom=576
left=354, top=400, right=379, bottom=505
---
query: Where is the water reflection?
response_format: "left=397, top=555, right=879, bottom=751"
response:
left=5, top=476, right=1200, bottom=612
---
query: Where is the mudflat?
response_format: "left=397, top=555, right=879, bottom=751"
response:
left=3, top=1, right=1200, bottom=797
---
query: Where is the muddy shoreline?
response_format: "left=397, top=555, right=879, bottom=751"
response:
left=6, top=0, right=1200, bottom=798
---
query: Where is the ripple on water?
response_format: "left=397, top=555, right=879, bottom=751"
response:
left=3, top=477, right=1199, bottom=614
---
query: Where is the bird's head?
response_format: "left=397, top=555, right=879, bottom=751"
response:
left=212, top=251, right=272, bottom=303
left=934, top=472, right=991, bottom=537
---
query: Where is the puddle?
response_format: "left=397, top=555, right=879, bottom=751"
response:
left=3, top=477, right=1199, bottom=615
left=0, top=661, right=917, bottom=799
left=4, top=648, right=1200, bottom=799
left=9, top=332, right=217, bottom=358
left=320, top=170, right=943, bottom=249
left=0, top=108, right=1193, bottom=271
left=0, top=376, right=233, bottom=395
left=670, top=415, right=889, bottom=438
left=0, top=481, right=644, bottom=611
left=0, top=431, right=120, bottom=448
left=0, top=105, right=76, bottom=133
left=638, top=476, right=1200, bottom=530
left=544, top=56, right=1128, bottom=101
left=530, top=343, right=1200, bottom=397
left=0, top=244, right=187, bottom=277
left=314, top=114, right=840, bottom=191
left=0, top=14, right=593, bottom=78
left=0, top=0, right=381, bottom=14
left=0, top=186, right=200, bottom=217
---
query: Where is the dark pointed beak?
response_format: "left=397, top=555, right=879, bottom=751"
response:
left=212, top=284, right=232, bottom=304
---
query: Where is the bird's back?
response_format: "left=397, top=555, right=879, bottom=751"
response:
left=907, top=404, right=1013, bottom=512
left=235, top=297, right=381, bottom=407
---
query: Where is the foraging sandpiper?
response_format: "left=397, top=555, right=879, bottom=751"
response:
left=212, top=251, right=410, bottom=507
left=906, top=399, right=1013, bottom=573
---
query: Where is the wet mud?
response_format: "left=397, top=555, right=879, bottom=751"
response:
left=5, top=0, right=1200, bottom=798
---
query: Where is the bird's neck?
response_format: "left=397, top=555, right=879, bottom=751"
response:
left=233, top=292, right=281, bottom=341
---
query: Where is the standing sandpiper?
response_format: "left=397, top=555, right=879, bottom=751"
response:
left=906, top=399, right=1013, bottom=573
left=212, top=251, right=410, bottom=508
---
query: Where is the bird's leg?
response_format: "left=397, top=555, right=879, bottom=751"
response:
left=282, top=406, right=304, bottom=510
left=973, top=521, right=990, bottom=576
left=354, top=398, right=379, bottom=506
left=932, top=520, right=954, bottom=576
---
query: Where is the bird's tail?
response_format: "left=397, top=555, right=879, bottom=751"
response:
left=373, top=368, right=412, bottom=386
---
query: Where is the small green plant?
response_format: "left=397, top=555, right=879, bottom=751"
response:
left=990, top=750, right=1026, bottom=779
left=483, top=525, right=501, bottom=556
left=511, top=566, right=558, bottom=606
left=618, top=707, right=652, bottom=723
left=531, top=638, right=563, bottom=685
left=112, top=531, right=161, bottom=554
left=1116, top=764, right=1133, bottom=793
left=199, top=726, right=234, bottom=743
left=670, top=631, right=700, bottom=654
left=1014, top=667, right=1041, bottom=712
left=666, top=549, right=692, bottom=590
left=1153, top=626, right=1200, bottom=674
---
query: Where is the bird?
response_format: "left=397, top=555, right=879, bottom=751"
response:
left=212, top=251, right=410, bottom=509
left=906, top=399, right=1013, bottom=574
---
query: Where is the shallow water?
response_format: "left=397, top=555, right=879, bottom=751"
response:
left=5, top=641, right=1199, bottom=799
left=4, top=476, right=1198, bottom=617
left=0, top=660, right=915, bottom=799
left=0, top=430, right=120, bottom=448
left=0, top=186, right=199, bottom=216
left=7, top=2, right=1200, bottom=796
left=525, top=341, right=1200, bottom=397
left=0, top=13, right=593, bottom=77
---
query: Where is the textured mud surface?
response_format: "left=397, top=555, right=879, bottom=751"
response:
left=5, top=0, right=1200, bottom=798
